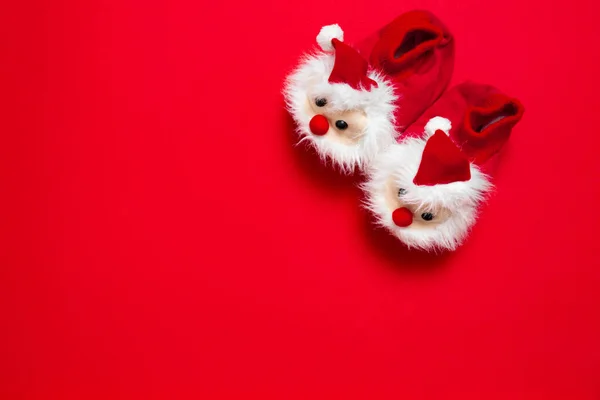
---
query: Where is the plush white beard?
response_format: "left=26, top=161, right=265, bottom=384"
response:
left=362, top=136, right=493, bottom=252
left=283, top=52, right=398, bottom=174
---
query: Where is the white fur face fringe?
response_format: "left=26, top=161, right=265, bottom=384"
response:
left=362, top=135, right=493, bottom=252
left=283, top=52, right=398, bottom=174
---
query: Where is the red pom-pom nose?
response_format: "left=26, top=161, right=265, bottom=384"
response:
left=309, top=115, right=329, bottom=136
left=392, top=207, right=413, bottom=227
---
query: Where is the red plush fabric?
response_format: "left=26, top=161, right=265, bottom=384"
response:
left=458, top=90, right=525, bottom=165
left=413, top=130, right=471, bottom=186
left=354, top=10, right=455, bottom=131
left=402, top=81, right=525, bottom=171
left=328, top=39, right=377, bottom=91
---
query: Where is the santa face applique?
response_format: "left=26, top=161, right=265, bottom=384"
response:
left=284, top=25, right=398, bottom=174
left=363, top=129, right=491, bottom=252
left=306, top=95, right=368, bottom=145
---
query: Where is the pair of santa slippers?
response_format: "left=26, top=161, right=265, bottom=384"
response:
left=284, top=10, right=525, bottom=252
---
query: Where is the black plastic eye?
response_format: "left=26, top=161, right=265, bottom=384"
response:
left=335, top=120, right=348, bottom=130
left=421, top=212, right=434, bottom=221
left=315, top=98, right=327, bottom=107
left=398, top=188, right=407, bottom=197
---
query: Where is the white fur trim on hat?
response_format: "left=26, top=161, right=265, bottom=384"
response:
left=317, top=24, right=344, bottom=52
left=424, top=116, right=452, bottom=136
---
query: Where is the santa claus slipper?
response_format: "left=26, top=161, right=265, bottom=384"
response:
left=283, top=10, right=454, bottom=174
left=362, top=82, right=525, bottom=252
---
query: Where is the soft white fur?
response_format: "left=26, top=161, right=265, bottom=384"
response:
left=316, top=24, right=343, bottom=52
left=362, top=130, right=493, bottom=252
left=283, top=50, right=398, bottom=174
left=424, top=116, right=452, bottom=136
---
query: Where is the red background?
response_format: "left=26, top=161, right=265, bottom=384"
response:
left=2, top=0, right=600, bottom=398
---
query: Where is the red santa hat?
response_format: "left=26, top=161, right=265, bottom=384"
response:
left=413, top=130, right=471, bottom=186
left=316, top=25, right=378, bottom=91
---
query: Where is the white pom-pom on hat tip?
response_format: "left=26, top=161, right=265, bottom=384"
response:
left=424, top=116, right=452, bottom=136
left=316, top=24, right=344, bottom=52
